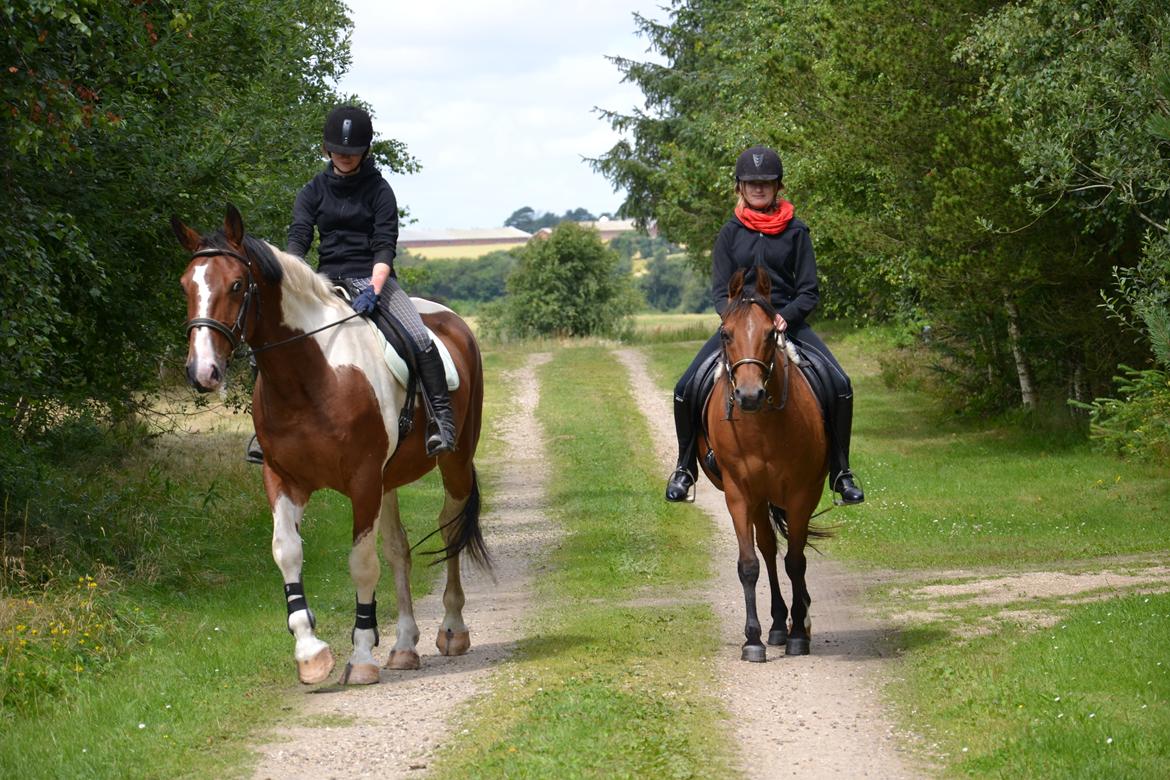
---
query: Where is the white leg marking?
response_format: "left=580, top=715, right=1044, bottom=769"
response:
left=271, top=494, right=328, bottom=662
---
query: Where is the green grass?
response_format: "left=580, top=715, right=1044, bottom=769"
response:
left=0, top=351, right=506, bottom=778
left=432, top=345, right=735, bottom=779
left=640, top=320, right=1170, bottom=569
left=896, top=592, right=1170, bottom=777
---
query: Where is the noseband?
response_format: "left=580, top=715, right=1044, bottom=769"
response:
left=183, top=247, right=258, bottom=351
left=720, top=300, right=790, bottom=417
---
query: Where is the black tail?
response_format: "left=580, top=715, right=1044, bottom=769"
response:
left=768, top=504, right=835, bottom=543
left=429, top=467, right=491, bottom=570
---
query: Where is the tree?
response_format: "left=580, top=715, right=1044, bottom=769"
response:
left=481, top=222, right=640, bottom=339
left=0, top=0, right=417, bottom=433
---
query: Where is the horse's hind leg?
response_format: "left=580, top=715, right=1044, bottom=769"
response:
left=267, top=485, right=334, bottom=685
left=435, top=488, right=470, bottom=656
left=377, top=489, right=422, bottom=670
left=756, top=507, right=788, bottom=647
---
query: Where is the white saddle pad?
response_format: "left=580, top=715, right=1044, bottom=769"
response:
left=363, top=298, right=460, bottom=392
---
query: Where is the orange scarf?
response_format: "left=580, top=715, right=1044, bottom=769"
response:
left=735, top=199, right=794, bottom=235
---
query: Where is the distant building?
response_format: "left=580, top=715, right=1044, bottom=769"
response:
left=398, top=227, right=532, bottom=260
left=534, top=217, right=657, bottom=243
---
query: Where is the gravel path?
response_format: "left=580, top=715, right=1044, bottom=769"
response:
left=252, top=352, right=554, bottom=780
left=614, top=347, right=922, bottom=778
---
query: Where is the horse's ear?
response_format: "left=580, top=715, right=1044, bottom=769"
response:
left=171, top=215, right=202, bottom=253
left=224, top=204, right=244, bottom=245
left=756, top=267, right=771, bottom=298
left=728, top=269, right=745, bottom=301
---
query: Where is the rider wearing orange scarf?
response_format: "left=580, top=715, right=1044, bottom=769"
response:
left=665, top=145, right=864, bottom=505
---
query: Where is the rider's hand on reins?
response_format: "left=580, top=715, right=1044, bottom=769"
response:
left=773, top=312, right=788, bottom=333
left=351, top=286, right=379, bottom=316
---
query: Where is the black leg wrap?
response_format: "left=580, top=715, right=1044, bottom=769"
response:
left=352, top=595, right=379, bottom=647
left=284, top=581, right=315, bottom=634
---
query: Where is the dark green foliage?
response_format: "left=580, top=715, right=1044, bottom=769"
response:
left=596, top=0, right=1170, bottom=429
left=479, top=223, right=641, bottom=339
left=0, top=0, right=415, bottom=434
left=397, top=250, right=520, bottom=312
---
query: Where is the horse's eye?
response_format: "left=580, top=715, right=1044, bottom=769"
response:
left=719, top=329, right=731, bottom=342
left=231, top=280, right=243, bottom=293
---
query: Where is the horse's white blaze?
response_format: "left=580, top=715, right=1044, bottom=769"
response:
left=349, top=528, right=381, bottom=665
left=188, top=264, right=223, bottom=386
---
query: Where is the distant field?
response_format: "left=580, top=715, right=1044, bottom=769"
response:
left=631, top=312, right=718, bottom=344
left=404, top=242, right=528, bottom=260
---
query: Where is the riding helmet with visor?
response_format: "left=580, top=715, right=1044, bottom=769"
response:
left=735, top=145, right=783, bottom=182
left=323, top=106, right=374, bottom=155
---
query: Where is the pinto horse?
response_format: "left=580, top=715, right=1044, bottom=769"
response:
left=697, top=269, right=829, bottom=662
left=173, top=205, right=489, bottom=685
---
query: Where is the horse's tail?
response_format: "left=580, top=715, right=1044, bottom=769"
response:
left=768, top=504, right=835, bottom=542
left=430, top=466, right=492, bottom=570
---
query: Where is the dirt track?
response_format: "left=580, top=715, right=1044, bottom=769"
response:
left=614, top=348, right=922, bottom=778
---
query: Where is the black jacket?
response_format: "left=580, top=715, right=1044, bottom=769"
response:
left=711, top=214, right=818, bottom=329
left=286, top=158, right=398, bottom=279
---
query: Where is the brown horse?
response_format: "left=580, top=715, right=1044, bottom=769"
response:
left=173, top=205, right=489, bottom=685
left=697, top=268, right=829, bottom=662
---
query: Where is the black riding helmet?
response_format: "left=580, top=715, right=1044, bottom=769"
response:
left=735, top=145, right=783, bottom=182
left=323, top=105, right=374, bottom=155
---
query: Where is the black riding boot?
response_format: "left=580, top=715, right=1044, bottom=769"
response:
left=828, top=393, right=864, bottom=505
left=416, top=342, right=457, bottom=457
left=665, top=393, right=698, bottom=502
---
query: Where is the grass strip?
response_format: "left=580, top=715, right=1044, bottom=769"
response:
left=895, top=592, right=1170, bottom=777
left=433, top=345, right=735, bottom=779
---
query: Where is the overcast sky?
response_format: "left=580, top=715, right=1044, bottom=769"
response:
left=336, top=1, right=666, bottom=230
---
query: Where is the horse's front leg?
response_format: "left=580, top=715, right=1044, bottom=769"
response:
left=784, top=517, right=812, bottom=656
left=726, top=486, right=766, bottom=663
left=756, top=506, right=789, bottom=647
left=267, top=479, right=334, bottom=685
left=338, top=482, right=383, bottom=685
left=377, top=489, right=422, bottom=670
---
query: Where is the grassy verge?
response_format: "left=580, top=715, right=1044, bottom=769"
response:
left=432, top=344, right=735, bottom=779
left=0, top=387, right=473, bottom=778
left=896, top=592, right=1170, bottom=777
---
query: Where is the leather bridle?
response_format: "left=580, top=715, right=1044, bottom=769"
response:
left=183, top=247, right=258, bottom=352
left=721, top=299, right=791, bottom=418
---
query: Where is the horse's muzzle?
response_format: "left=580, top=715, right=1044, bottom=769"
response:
left=186, top=359, right=223, bottom=393
left=735, top=385, right=766, bottom=412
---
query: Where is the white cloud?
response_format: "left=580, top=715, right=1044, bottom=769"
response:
left=337, top=0, right=665, bottom=228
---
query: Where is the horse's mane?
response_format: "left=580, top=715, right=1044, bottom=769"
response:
left=723, top=289, right=777, bottom=321
left=201, top=230, right=343, bottom=310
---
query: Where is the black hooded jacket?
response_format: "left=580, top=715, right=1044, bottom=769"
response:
left=286, top=158, right=398, bottom=279
left=711, top=213, right=818, bottom=329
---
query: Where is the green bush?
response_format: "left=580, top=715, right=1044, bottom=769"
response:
left=1074, top=365, right=1170, bottom=461
left=479, top=223, right=640, bottom=340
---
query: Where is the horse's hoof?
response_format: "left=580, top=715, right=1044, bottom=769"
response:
left=741, top=643, right=767, bottom=663
left=384, top=649, right=421, bottom=670
left=786, top=636, right=810, bottom=656
left=297, top=646, right=335, bottom=685
left=767, top=628, right=788, bottom=646
left=337, top=662, right=380, bottom=685
left=436, top=628, right=471, bottom=656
